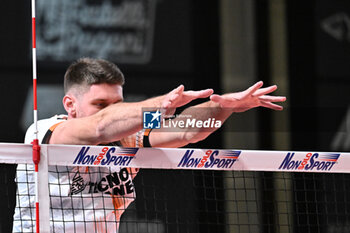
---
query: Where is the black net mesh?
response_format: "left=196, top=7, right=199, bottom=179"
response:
left=9, top=165, right=350, bottom=233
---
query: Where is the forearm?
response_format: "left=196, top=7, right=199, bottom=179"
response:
left=178, top=101, right=232, bottom=144
left=50, top=95, right=165, bottom=145
left=94, top=96, right=165, bottom=143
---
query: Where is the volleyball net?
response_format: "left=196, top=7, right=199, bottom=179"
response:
left=1, top=143, right=349, bottom=232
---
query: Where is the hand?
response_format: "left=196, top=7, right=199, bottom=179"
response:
left=162, top=85, right=214, bottom=115
left=210, top=81, right=286, bottom=112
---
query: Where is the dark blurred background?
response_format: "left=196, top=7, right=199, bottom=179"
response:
left=0, top=0, right=349, bottom=232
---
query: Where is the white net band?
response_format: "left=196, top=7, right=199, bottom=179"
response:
left=3, top=142, right=350, bottom=232
left=0, top=142, right=347, bottom=173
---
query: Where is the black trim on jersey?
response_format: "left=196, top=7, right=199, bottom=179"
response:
left=143, top=134, right=151, bottom=147
left=42, top=129, right=53, bottom=144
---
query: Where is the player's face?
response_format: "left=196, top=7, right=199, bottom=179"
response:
left=75, top=83, right=123, bottom=118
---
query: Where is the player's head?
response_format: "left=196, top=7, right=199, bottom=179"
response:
left=63, top=58, right=125, bottom=118
left=64, top=57, right=125, bottom=94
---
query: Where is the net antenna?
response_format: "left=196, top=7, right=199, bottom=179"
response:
left=31, top=0, right=41, bottom=232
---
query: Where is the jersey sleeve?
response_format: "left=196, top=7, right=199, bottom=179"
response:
left=24, top=115, right=67, bottom=144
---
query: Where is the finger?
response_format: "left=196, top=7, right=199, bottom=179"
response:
left=173, top=84, right=185, bottom=94
left=188, top=89, right=214, bottom=98
left=210, top=94, right=223, bottom=103
left=261, top=101, right=283, bottom=111
left=245, top=81, right=264, bottom=96
left=252, top=85, right=277, bottom=97
left=258, top=95, right=286, bottom=102
left=201, top=88, right=214, bottom=97
left=165, top=85, right=184, bottom=104
left=183, top=89, right=213, bottom=100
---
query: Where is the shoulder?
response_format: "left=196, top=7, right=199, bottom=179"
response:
left=24, top=115, right=67, bottom=144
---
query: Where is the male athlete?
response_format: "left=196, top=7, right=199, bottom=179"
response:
left=13, top=58, right=286, bottom=232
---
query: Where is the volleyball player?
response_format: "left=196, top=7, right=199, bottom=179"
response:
left=13, top=58, right=285, bottom=232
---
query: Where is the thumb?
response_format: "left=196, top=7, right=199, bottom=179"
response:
left=173, top=84, right=184, bottom=95
left=210, top=94, right=222, bottom=103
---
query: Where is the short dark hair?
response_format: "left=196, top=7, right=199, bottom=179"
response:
left=64, top=58, right=125, bottom=93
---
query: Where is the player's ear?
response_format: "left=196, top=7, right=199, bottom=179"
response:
left=63, top=94, right=77, bottom=118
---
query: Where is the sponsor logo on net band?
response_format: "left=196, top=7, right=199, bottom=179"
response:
left=278, top=152, right=340, bottom=171
left=177, top=149, right=241, bottom=169
left=73, top=146, right=138, bottom=166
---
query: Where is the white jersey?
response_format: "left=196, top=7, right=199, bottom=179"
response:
left=13, top=115, right=145, bottom=233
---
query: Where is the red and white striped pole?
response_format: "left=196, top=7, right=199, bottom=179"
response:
left=31, top=0, right=41, bottom=232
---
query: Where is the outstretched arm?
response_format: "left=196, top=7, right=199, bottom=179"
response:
left=49, top=85, right=213, bottom=145
left=149, top=81, right=286, bottom=148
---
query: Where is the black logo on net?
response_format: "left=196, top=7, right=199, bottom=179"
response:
left=70, top=168, right=134, bottom=196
